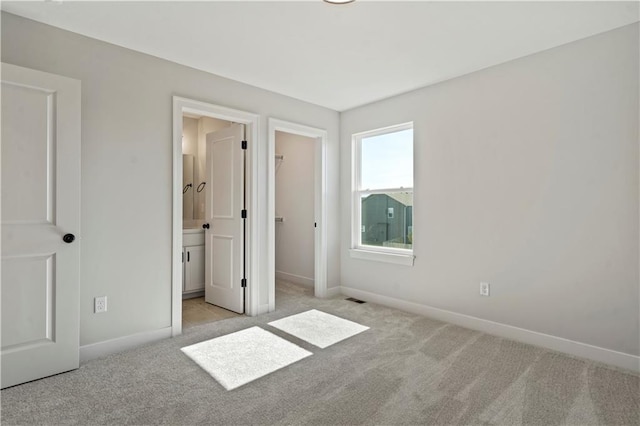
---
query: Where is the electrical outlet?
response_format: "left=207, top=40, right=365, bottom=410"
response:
left=479, top=282, right=490, bottom=297
left=94, top=296, right=107, bottom=313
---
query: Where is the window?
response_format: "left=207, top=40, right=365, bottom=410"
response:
left=352, top=123, right=414, bottom=265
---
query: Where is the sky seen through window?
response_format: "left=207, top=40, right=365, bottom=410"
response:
left=360, top=129, right=413, bottom=190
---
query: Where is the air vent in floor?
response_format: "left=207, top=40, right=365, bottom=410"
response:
left=345, top=297, right=366, bottom=304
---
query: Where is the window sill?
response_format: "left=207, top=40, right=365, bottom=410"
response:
left=349, top=248, right=415, bottom=266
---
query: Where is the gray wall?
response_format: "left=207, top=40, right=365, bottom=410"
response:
left=340, top=23, right=639, bottom=356
left=1, top=12, right=340, bottom=346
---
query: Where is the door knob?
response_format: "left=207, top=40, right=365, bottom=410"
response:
left=202, top=223, right=210, bottom=229
left=63, top=233, right=75, bottom=243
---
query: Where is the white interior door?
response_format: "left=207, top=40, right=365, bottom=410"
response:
left=203, top=124, right=245, bottom=313
left=1, top=63, right=81, bottom=388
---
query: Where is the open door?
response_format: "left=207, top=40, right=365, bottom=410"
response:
left=1, top=63, right=81, bottom=388
left=203, top=124, right=245, bottom=313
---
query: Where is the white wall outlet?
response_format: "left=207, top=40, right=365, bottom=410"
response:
left=479, top=282, right=490, bottom=297
left=94, top=296, right=107, bottom=313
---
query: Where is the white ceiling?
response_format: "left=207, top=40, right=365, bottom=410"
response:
left=3, top=1, right=638, bottom=111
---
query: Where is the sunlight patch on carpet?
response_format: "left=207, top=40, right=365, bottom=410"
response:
left=181, top=326, right=312, bottom=390
left=268, top=309, right=369, bottom=349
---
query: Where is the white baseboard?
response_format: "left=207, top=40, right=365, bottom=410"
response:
left=325, top=286, right=342, bottom=298
left=276, top=270, right=314, bottom=288
left=258, top=303, right=270, bottom=315
left=340, top=286, right=639, bottom=373
left=182, top=290, right=204, bottom=300
left=80, top=327, right=173, bottom=364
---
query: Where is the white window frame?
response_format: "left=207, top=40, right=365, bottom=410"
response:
left=350, top=122, right=415, bottom=266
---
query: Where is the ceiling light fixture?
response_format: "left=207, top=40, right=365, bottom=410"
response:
left=323, top=0, right=355, bottom=4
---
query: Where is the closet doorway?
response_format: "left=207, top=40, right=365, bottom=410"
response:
left=268, top=119, right=328, bottom=311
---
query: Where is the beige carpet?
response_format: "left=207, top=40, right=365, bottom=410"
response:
left=1, top=280, right=638, bottom=425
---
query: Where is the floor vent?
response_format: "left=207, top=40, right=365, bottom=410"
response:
left=345, top=297, right=366, bottom=304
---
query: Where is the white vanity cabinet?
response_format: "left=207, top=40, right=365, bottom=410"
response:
left=183, top=229, right=205, bottom=295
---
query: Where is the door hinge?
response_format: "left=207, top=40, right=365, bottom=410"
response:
left=314, top=222, right=317, bottom=228
left=241, top=209, right=247, bottom=219
left=241, top=140, right=247, bottom=150
left=241, top=278, right=247, bottom=288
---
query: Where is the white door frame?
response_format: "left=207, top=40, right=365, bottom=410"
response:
left=268, top=118, right=328, bottom=311
left=172, top=97, right=260, bottom=336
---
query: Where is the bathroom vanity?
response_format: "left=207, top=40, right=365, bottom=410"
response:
left=183, top=228, right=205, bottom=297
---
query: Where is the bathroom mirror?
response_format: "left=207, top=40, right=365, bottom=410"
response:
left=182, top=114, right=229, bottom=224
left=183, top=154, right=195, bottom=220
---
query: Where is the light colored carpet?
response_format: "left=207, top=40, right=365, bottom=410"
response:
left=181, top=326, right=311, bottom=390
left=0, top=280, right=638, bottom=425
left=268, top=309, right=369, bottom=348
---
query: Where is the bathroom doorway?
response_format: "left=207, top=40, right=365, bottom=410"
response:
left=180, top=113, right=242, bottom=329
left=172, top=97, right=259, bottom=336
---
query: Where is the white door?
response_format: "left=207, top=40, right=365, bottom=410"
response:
left=1, top=63, right=81, bottom=389
left=204, top=124, right=245, bottom=313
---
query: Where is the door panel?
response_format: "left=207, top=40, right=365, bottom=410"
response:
left=212, top=235, right=233, bottom=290
left=204, top=124, right=244, bottom=313
left=1, top=255, right=54, bottom=348
left=1, top=63, right=81, bottom=389
left=1, top=84, right=55, bottom=224
left=211, top=140, right=234, bottom=219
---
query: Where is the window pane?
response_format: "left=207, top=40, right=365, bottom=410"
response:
left=361, top=192, right=413, bottom=250
left=360, top=128, right=413, bottom=190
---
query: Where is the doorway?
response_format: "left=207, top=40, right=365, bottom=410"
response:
left=273, top=131, right=316, bottom=302
left=180, top=113, right=243, bottom=328
left=172, top=97, right=259, bottom=336
left=268, top=119, right=328, bottom=311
